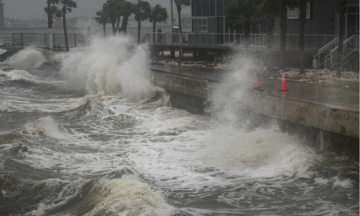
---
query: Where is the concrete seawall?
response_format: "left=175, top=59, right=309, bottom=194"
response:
left=150, top=69, right=359, bottom=160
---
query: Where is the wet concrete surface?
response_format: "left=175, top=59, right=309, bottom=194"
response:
left=150, top=63, right=359, bottom=112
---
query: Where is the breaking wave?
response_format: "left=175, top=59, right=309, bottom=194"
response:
left=0, top=69, right=40, bottom=83
left=5, top=48, right=47, bottom=69
left=59, top=36, right=161, bottom=101
left=31, top=177, right=173, bottom=216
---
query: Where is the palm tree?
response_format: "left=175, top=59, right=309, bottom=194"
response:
left=149, top=4, right=168, bottom=43
left=61, top=0, right=77, bottom=52
left=95, top=9, right=108, bottom=37
left=119, top=0, right=133, bottom=34
left=103, top=0, right=122, bottom=35
left=174, top=0, right=190, bottom=33
left=45, top=0, right=62, bottom=49
left=299, top=0, right=306, bottom=74
left=133, top=1, right=151, bottom=43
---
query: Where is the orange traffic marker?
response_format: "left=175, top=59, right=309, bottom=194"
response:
left=253, top=72, right=259, bottom=89
left=279, top=72, right=289, bottom=91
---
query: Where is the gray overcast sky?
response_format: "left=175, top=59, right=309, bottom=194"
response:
left=3, top=0, right=190, bottom=19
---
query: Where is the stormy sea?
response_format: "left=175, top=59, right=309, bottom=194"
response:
left=0, top=36, right=358, bottom=216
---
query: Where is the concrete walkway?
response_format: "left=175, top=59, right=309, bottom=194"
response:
left=150, top=62, right=359, bottom=112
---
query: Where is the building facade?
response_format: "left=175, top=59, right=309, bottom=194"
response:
left=0, top=0, right=4, bottom=29
left=190, top=0, right=359, bottom=48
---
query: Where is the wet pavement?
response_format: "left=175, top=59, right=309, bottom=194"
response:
left=150, top=63, right=359, bottom=112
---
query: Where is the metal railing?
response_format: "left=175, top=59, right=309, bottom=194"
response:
left=313, top=37, right=339, bottom=68
left=324, top=35, right=359, bottom=69
left=12, top=33, right=86, bottom=49
left=143, top=32, right=337, bottom=50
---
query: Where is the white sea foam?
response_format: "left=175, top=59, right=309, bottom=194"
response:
left=196, top=126, right=316, bottom=178
left=24, top=117, right=67, bottom=139
left=32, top=177, right=172, bottom=216
left=1, top=36, right=356, bottom=216
left=5, top=48, right=47, bottom=69
left=331, top=176, right=353, bottom=188
left=89, top=177, right=173, bottom=216
left=0, top=48, right=7, bottom=55
left=59, top=36, right=162, bottom=101
left=0, top=69, right=39, bottom=82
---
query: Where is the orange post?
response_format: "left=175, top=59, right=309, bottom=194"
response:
left=253, top=72, right=259, bottom=89
left=279, top=72, right=288, bottom=91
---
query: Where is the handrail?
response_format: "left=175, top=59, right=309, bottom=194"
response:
left=323, top=35, right=359, bottom=69
left=141, top=33, right=150, bottom=44
left=317, top=37, right=338, bottom=53
left=143, top=32, right=337, bottom=50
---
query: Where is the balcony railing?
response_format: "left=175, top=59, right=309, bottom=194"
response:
left=12, top=33, right=86, bottom=49
left=143, top=32, right=338, bottom=50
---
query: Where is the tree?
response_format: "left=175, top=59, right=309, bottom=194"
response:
left=225, top=0, right=258, bottom=46
left=278, top=0, right=297, bottom=68
left=256, top=0, right=279, bottom=49
left=337, top=0, right=347, bottom=77
left=61, top=0, right=77, bottom=52
left=119, top=0, right=133, bottom=34
left=174, top=0, right=190, bottom=33
left=133, top=1, right=151, bottom=43
left=45, top=0, right=62, bottom=49
left=279, top=0, right=297, bottom=52
left=103, top=0, right=122, bottom=35
left=298, top=0, right=306, bottom=74
left=95, top=9, right=108, bottom=37
left=149, top=4, right=168, bottom=43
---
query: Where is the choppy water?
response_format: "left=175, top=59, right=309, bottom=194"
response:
left=0, top=37, right=358, bottom=216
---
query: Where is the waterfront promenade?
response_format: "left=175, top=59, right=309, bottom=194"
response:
left=150, top=62, right=359, bottom=160
left=150, top=62, right=359, bottom=112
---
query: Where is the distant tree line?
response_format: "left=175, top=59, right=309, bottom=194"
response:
left=95, top=0, right=170, bottom=44
left=44, top=0, right=193, bottom=49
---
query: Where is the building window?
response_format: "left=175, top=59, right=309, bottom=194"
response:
left=193, top=19, right=208, bottom=32
left=199, top=20, right=208, bottom=32
left=210, top=0, right=216, bottom=16
left=196, top=0, right=203, bottom=16
left=217, top=17, right=223, bottom=33
left=203, top=0, right=210, bottom=16
left=217, top=0, right=224, bottom=16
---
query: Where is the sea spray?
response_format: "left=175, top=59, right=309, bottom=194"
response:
left=199, top=53, right=319, bottom=179
left=5, top=48, right=47, bottom=69
left=196, top=126, right=316, bottom=178
left=0, top=69, right=39, bottom=82
left=210, top=56, right=256, bottom=126
left=31, top=177, right=173, bottom=216
left=59, top=36, right=160, bottom=101
left=23, top=116, right=67, bottom=139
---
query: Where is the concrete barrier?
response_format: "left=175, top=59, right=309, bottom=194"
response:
left=242, top=91, right=359, bottom=139
left=150, top=69, right=359, bottom=160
